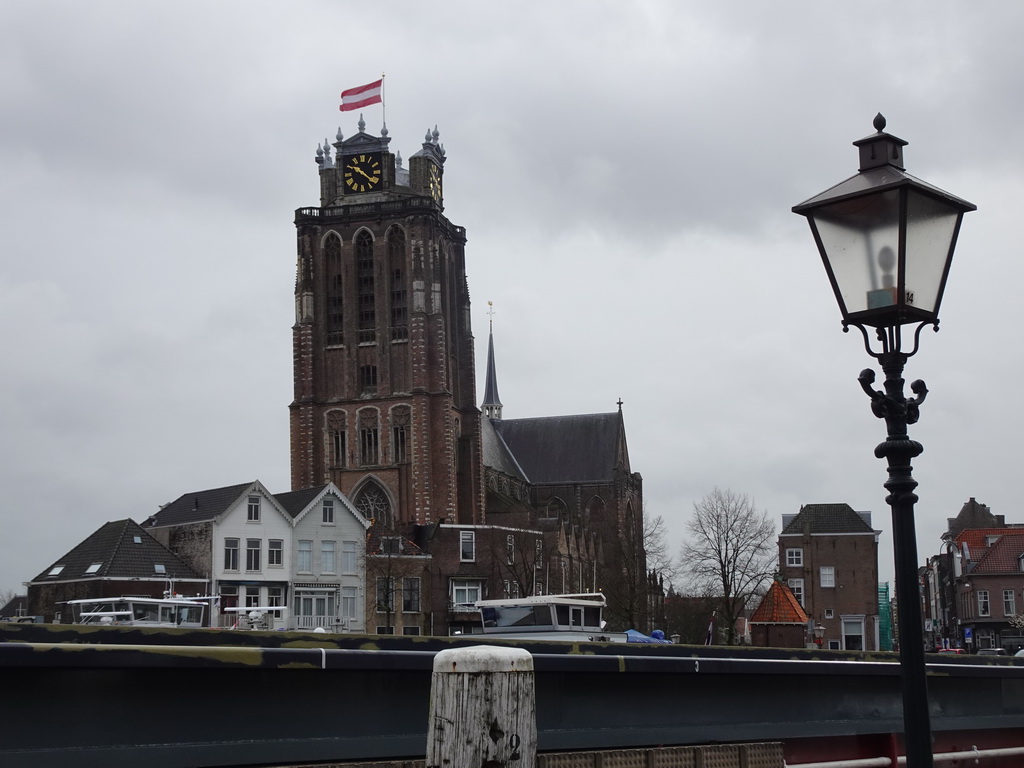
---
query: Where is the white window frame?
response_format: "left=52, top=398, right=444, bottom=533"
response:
left=341, top=587, right=357, bottom=622
left=786, top=548, right=803, bottom=567
left=224, top=538, right=239, bottom=571
left=820, top=566, right=835, bottom=588
left=321, top=540, right=336, bottom=574
left=841, top=616, right=866, bottom=651
left=268, top=539, right=283, bottom=567
left=460, top=530, right=476, bottom=562
left=1003, top=589, right=1015, bottom=617
left=506, top=534, right=515, bottom=566
left=403, top=577, right=421, bottom=613
left=297, top=540, right=312, bottom=573
left=451, top=578, right=483, bottom=607
left=246, top=539, right=261, bottom=572
left=322, top=498, right=335, bottom=524
left=788, top=578, right=805, bottom=607
left=341, top=540, right=357, bottom=573
left=825, top=608, right=834, bottom=619
left=247, top=496, right=260, bottom=522
left=978, top=589, right=991, bottom=617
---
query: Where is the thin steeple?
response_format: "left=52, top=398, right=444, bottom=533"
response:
left=481, top=301, right=503, bottom=420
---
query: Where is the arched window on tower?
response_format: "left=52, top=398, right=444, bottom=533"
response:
left=355, top=482, right=392, bottom=530
left=325, top=233, right=343, bottom=346
left=326, top=409, right=347, bottom=468
left=585, top=496, right=605, bottom=528
left=358, top=408, right=380, bottom=466
left=356, top=230, right=375, bottom=343
left=388, top=228, right=408, bottom=342
left=391, top=405, right=410, bottom=464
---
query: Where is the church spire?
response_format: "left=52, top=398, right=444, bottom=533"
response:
left=481, top=301, right=502, bottom=420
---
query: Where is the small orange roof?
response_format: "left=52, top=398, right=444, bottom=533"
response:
left=750, top=580, right=809, bottom=624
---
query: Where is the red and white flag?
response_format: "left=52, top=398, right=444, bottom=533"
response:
left=340, top=79, right=383, bottom=112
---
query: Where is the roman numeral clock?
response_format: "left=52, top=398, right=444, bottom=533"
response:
left=342, top=152, right=383, bottom=193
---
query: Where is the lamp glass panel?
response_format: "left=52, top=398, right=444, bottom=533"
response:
left=903, top=191, right=960, bottom=314
left=811, top=189, right=901, bottom=317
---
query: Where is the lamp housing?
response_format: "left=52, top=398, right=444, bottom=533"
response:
left=793, top=115, right=975, bottom=329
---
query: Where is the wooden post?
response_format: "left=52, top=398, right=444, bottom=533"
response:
left=426, top=645, right=536, bottom=768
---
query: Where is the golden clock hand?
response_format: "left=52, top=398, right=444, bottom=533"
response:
left=347, top=164, right=373, bottom=181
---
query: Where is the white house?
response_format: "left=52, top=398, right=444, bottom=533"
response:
left=277, top=484, right=371, bottom=631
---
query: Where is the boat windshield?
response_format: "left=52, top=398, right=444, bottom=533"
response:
left=482, top=605, right=552, bottom=629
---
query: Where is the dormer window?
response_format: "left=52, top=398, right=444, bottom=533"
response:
left=985, top=535, right=1000, bottom=546
left=47, top=565, right=64, bottom=577
left=85, top=562, right=102, bottom=575
left=1019, top=554, right=1024, bottom=573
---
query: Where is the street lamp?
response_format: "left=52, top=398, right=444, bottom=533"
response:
left=793, top=114, right=975, bottom=768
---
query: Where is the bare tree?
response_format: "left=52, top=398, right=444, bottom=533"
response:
left=682, top=488, right=775, bottom=645
left=644, top=512, right=680, bottom=587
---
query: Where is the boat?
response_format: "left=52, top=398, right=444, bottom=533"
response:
left=475, top=592, right=671, bottom=643
left=65, top=593, right=212, bottom=628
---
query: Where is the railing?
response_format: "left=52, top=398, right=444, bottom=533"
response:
left=294, top=202, right=467, bottom=241
left=294, top=614, right=343, bottom=631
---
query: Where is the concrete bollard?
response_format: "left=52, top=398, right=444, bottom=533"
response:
left=426, top=645, right=536, bottom=768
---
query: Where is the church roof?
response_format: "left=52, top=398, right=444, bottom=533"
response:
left=750, top=579, right=809, bottom=624
left=481, top=416, right=529, bottom=482
left=780, top=504, right=874, bottom=535
left=481, top=325, right=502, bottom=415
left=492, top=412, right=626, bottom=484
left=30, top=519, right=202, bottom=583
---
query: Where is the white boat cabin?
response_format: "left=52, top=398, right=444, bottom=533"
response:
left=476, top=593, right=623, bottom=642
left=67, top=595, right=208, bottom=628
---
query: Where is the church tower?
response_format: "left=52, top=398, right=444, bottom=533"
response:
left=291, top=118, right=484, bottom=528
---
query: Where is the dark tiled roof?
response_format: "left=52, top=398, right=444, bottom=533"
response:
left=144, top=481, right=254, bottom=528
left=0, top=595, right=27, bottom=619
left=275, top=485, right=329, bottom=518
left=30, top=519, right=202, bottom=583
left=973, top=533, right=1024, bottom=573
left=750, top=580, right=809, bottom=624
left=492, top=412, right=625, bottom=484
left=781, top=504, right=874, bottom=535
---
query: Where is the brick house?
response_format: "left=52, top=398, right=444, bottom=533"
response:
left=951, top=528, right=1024, bottom=652
left=778, top=504, right=881, bottom=651
left=26, top=519, right=206, bottom=623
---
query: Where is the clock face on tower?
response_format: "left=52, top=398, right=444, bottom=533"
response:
left=343, top=153, right=383, bottom=193
left=428, top=164, right=442, bottom=202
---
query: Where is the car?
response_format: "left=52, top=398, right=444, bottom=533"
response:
left=977, top=648, right=1007, bottom=656
left=1014, top=649, right=1024, bottom=658
left=937, top=648, right=964, bottom=654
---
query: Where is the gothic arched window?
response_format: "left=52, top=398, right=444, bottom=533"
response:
left=326, top=409, right=347, bottom=468
left=356, top=230, right=375, bottom=343
left=390, top=405, right=410, bottom=464
left=355, top=482, right=392, bottom=530
left=358, top=408, right=380, bottom=466
left=544, top=498, right=568, bottom=520
left=325, top=233, right=344, bottom=346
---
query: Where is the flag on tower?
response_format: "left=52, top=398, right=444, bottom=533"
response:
left=340, top=79, right=383, bottom=112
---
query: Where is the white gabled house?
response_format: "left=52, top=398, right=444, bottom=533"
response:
left=144, top=480, right=370, bottom=631
left=276, top=484, right=371, bottom=632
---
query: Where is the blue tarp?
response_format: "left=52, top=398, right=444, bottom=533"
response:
left=625, top=629, right=672, bottom=644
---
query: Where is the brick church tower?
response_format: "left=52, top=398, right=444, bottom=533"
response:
left=290, top=117, right=483, bottom=528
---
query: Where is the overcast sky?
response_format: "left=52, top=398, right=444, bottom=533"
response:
left=2, top=2, right=1022, bottom=595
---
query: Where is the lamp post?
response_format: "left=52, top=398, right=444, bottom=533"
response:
left=793, top=114, right=975, bottom=768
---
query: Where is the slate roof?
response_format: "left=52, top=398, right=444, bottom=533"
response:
left=971, top=533, right=1024, bottom=573
left=750, top=580, right=809, bottom=624
left=30, top=519, right=202, bottom=583
left=491, top=412, right=625, bottom=484
left=275, top=485, right=329, bottom=518
left=0, top=595, right=27, bottom=619
left=780, top=504, right=874, bottom=535
left=144, top=481, right=255, bottom=528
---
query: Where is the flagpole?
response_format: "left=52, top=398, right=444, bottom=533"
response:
left=381, top=72, right=386, bottom=130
